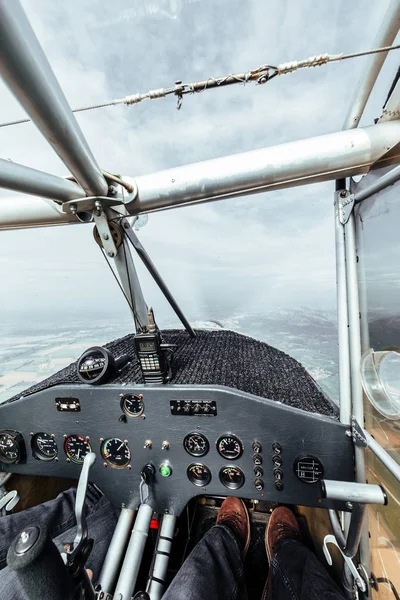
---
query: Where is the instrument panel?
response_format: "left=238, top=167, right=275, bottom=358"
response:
left=0, top=384, right=354, bottom=515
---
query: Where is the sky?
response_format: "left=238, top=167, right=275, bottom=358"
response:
left=0, top=0, right=398, bottom=331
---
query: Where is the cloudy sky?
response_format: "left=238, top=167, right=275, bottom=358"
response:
left=0, top=0, right=398, bottom=330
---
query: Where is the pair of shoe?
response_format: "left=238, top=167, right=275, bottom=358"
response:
left=216, top=496, right=301, bottom=560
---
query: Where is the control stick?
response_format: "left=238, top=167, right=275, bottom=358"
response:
left=7, top=452, right=97, bottom=600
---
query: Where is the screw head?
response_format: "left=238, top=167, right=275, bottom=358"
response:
left=102, top=233, right=109, bottom=240
left=340, top=190, right=347, bottom=197
left=346, top=429, right=352, bottom=438
left=346, top=502, right=353, bottom=510
left=107, top=251, right=115, bottom=258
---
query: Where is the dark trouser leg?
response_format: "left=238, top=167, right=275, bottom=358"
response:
left=162, top=524, right=246, bottom=600
left=268, top=540, right=346, bottom=600
left=0, top=486, right=118, bottom=600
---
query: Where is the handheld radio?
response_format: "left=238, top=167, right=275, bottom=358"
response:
left=134, top=309, right=174, bottom=384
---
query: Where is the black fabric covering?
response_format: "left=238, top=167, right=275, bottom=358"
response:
left=6, top=329, right=338, bottom=418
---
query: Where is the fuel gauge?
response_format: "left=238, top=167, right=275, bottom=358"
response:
left=187, top=463, right=212, bottom=487
left=219, top=465, right=245, bottom=490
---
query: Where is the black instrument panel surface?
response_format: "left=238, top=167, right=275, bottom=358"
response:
left=0, top=384, right=353, bottom=515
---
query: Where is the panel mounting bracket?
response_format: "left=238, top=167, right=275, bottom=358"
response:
left=336, top=190, right=355, bottom=224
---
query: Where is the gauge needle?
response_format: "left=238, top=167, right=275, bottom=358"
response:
left=117, top=443, right=124, bottom=451
left=77, top=449, right=81, bottom=459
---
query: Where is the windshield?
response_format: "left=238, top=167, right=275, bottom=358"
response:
left=0, top=0, right=397, bottom=404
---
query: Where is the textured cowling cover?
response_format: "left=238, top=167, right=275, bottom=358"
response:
left=5, top=329, right=338, bottom=418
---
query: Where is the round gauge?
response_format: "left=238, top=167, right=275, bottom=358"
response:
left=101, top=438, right=131, bottom=469
left=217, top=435, right=243, bottom=460
left=0, top=430, right=24, bottom=465
left=183, top=433, right=210, bottom=457
left=64, top=435, right=91, bottom=464
left=121, top=394, right=144, bottom=418
left=219, top=465, right=245, bottom=490
left=187, top=463, right=212, bottom=487
left=76, top=347, right=110, bottom=385
left=31, top=433, right=58, bottom=461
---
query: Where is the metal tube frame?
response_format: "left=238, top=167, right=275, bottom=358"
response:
left=114, top=503, right=153, bottom=600
left=0, top=158, right=84, bottom=202
left=146, top=515, right=177, bottom=600
left=97, top=508, right=136, bottom=598
left=122, top=219, right=196, bottom=337
left=0, top=0, right=107, bottom=197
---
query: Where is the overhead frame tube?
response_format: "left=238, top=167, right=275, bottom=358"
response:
left=342, top=0, right=400, bottom=130
left=354, top=163, right=400, bottom=203
left=125, top=122, right=400, bottom=215
left=1, top=122, right=400, bottom=230
left=0, top=158, right=84, bottom=202
left=0, top=0, right=108, bottom=197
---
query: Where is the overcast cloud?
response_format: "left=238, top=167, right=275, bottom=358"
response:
left=0, top=0, right=398, bottom=330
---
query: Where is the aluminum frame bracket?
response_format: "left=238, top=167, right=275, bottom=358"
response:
left=352, top=418, right=368, bottom=448
left=92, top=202, right=118, bottom=257
left=337, top=190, right=355, bottom=224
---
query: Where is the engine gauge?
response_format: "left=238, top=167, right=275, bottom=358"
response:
left=187, top=463, right=212, bottom=487
left=64, top=435, right=91, bottom=464
left=31, top=432, right=58, bottom=461
left=183, top=433, right=210, bottom=457
left=219, top=465, right=245, bottom=490
left=217, top=435, right=243, bottom=460
left=121, top=394, right=144, bottom=418
left=101, top=437, right=131, bottom=469
left=0, top=430, right=25, bottom=465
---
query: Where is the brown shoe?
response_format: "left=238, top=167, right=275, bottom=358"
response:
left=265, top=506, right=301, bottom=561
left=216, top=497, right=250, bottom=557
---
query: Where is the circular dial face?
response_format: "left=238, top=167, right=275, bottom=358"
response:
left=31, top=433, right=58, bottom=461
left=183, top=433, right=210, bottom=457
left=0, top=431, right=23, bottom=465
left=77, top=348, right=109, bottom=384
left=217, top=435, right=243, bottom=460
left=64, top=435, right=91, bottom=464
left=187, top=463, right=212, bottom=487
left=219, top=465, right=245, bottom=490
left=101, top=438, right=131, bottom=469
left=121, top=394, right=144, bottom=418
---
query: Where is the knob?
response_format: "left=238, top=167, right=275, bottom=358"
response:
left=254, top=466, right=264, bottom=478
left=144, top=440, right=152, bottom=449
left=161, top=441, right=170, bottom=450
left=254, top=478, right=264, bottom=491
left=272, top=455, right=282, bottom=468
left=252, top=441, right=262, bottom=453
left=253, top=454, right=263, bottom=466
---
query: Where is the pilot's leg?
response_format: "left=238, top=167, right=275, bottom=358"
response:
left=262, top=507, right=346, bottom=600
left=162, top=497, right=250, bottom=600
left=0, top=485, right=118, bottom=600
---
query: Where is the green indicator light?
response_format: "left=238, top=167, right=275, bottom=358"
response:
left=159, top=463, right=172, bottom=477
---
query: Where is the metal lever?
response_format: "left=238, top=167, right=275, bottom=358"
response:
left=140, top=464, right=155, bottom=505
left=323, top=534, right=366, bottom=592
left=69, top=452, right=96, bottom=558
left=0, top=489, right=19, bottom=512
